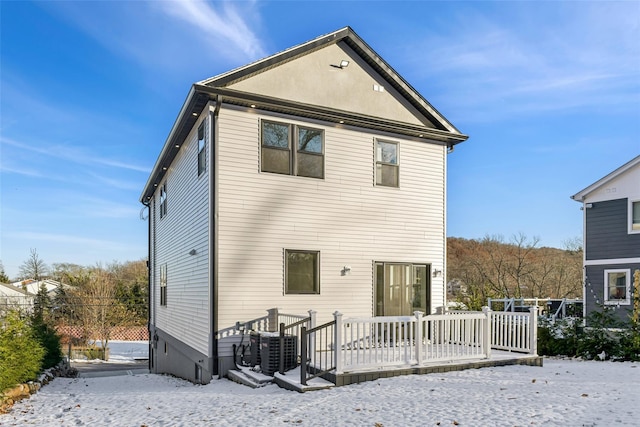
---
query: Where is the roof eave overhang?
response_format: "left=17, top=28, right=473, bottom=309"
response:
left=140, top=85, right=468, bottom=203
left=570, top=155, right=640, bottom=202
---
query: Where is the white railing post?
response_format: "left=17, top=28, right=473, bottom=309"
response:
left=414, top=311, right=423, bottom=364
left=333, top=311, right=343, bottom=374
left=267, top=307, right=279, bottom=332
left=308, top=309, right=317, bottom=360
left=529, top=306, right=538, bottom=355
left=482, top=306, right=492, bottom=358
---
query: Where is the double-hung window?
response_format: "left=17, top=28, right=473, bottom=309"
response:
left=160, top=264, right=167, bottom=306
left=159, top=183, right=167, bottom=218
left=261, top=120, right=324, bottom=179
left=630, top=200, right=640, bottom=233
left=604, top=269, right=630, bottom=305
left=197, top=121, right=206, bottom=176
left=285, top=250, right=320, bottom=294
left=376, top=140, right=399, bottom=187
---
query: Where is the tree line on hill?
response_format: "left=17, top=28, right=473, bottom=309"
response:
left=447, top=234, right=583, bottom=311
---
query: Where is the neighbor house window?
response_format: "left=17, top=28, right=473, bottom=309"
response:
left=376, top=140, right=399, bottom=187
left=159, top=183, right=167, bottom=218
left=285, top=250, right=320, bottom=294
left=197, top=121, right=206, bottom=176
left=630, top=200, right=640, bottom=233
left=604, top=269, right=630, bottom=305
left=160, top=264, right=167, bottom=306
left=261, top=120, right=324, bottom=179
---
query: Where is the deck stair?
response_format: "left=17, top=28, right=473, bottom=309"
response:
left=227, top=366, right=273, bottom=388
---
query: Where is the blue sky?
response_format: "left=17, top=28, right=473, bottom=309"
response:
left=1, top=1, right=639, bottom=279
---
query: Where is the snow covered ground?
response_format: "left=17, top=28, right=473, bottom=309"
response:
left=1, top=341, right=639, bottom=426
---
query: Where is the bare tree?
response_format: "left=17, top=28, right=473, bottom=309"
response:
left=18, top=248, right=49, bottom=281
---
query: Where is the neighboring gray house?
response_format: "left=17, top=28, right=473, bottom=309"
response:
left=140, top=27, right=468, bottom=383
left=571, top=155, right=640, bottom=325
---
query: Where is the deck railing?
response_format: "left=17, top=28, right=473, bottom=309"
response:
left=331, top=307, right=537, bottom=375
left=227, top=306, right=537, bottom=381
left=300, top=318, right=336, bottom=385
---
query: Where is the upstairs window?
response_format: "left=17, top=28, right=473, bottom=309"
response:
left=285, top=250, right=320, bottom=294
left=604, top=269, right=630, bottom=305
left=159, top=183, right=167, bottom=218
left=631, top=200, right=640, bottom=233
left=160, top=264, right=167, bottom=306
left=261, top=120, right=324, bottom=179
left=376, top=140, right=399, bottom=187
left=197, top=121, right=206, bottom=176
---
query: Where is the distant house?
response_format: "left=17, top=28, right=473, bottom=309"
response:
left=13, top=279, right=63, bottom=296
left=571, top=155, right=640, bottom=324
left=0, top=282, right=34, bottom=313
left=140, top=27, right=469, bottom=383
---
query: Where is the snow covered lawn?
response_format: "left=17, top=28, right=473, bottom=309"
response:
left=1, top=357, right=638, bottom=426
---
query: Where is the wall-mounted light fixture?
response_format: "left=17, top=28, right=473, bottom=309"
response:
left=331, top=60, right=350, bottom=69
left=432, top=269, right=442, bottom=278
left=188, top=249, right=197, bottom=256
left=341, top=266, right=352, bottom=276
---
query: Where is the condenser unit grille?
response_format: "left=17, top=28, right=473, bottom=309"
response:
left=260, top=335, right=297, bottom=376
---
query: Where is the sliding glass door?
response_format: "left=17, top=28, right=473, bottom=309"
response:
left=375, top=262, right=430, bottom=316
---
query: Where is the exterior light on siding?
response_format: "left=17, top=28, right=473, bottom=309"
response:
left=432, top=269, right=442, bottom=278
left=339, top=60, right=349, bottom=68
left=341, top=266, right=351, bottom=276
left=189, top=249, right=197, bottom=256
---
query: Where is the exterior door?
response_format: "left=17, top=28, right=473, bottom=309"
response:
left=375, top=262, right=430, bottom=316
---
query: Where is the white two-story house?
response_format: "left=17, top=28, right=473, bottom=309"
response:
left=140, top=27, right=468, bottom=383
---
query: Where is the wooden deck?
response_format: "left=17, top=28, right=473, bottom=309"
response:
left=270, top=351, right=542, bottom=392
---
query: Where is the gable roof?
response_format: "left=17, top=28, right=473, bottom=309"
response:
left=571, top=154, right=640, bottom=202
left=141, top=27, right=468, bottom=203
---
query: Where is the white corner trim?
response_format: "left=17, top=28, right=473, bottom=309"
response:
left=584, top=257, right=640, bottom=266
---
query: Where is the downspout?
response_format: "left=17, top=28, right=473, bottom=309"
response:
left=211, top=95, right=222, bottom=377
left=142, top=200, right=153, bottom=371
left=443, top=143, right=449, bottom=313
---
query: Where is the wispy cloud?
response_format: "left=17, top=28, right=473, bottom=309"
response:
left=1, top=136, right=149, bottom=173
left=7, top=231, right=132, bottom=252
left=401, top=3, right=640, bottom=122
left=157, top=0, right=267, bottom=60
left=44, top=0, right=267, bottom=73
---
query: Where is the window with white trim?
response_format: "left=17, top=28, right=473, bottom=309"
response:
left=630, top=200, right=640, bottom=233
left=160, top=264, right=167, bottom=306
left=261, top=120, right=324, bottom=179
left=285, top=250, right=320, bottom=294
left=604, top=269, right=630, bottom=305
left=376, top=140, right=399, bottom=187
left=197, top=121, right=206, bottom=176
left=159, top=183, right=167, bottom=218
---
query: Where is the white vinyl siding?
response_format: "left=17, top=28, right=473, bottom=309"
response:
left=216, top=106, right=445, bottom=328
left=153, top=115, right=210, bottom=356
